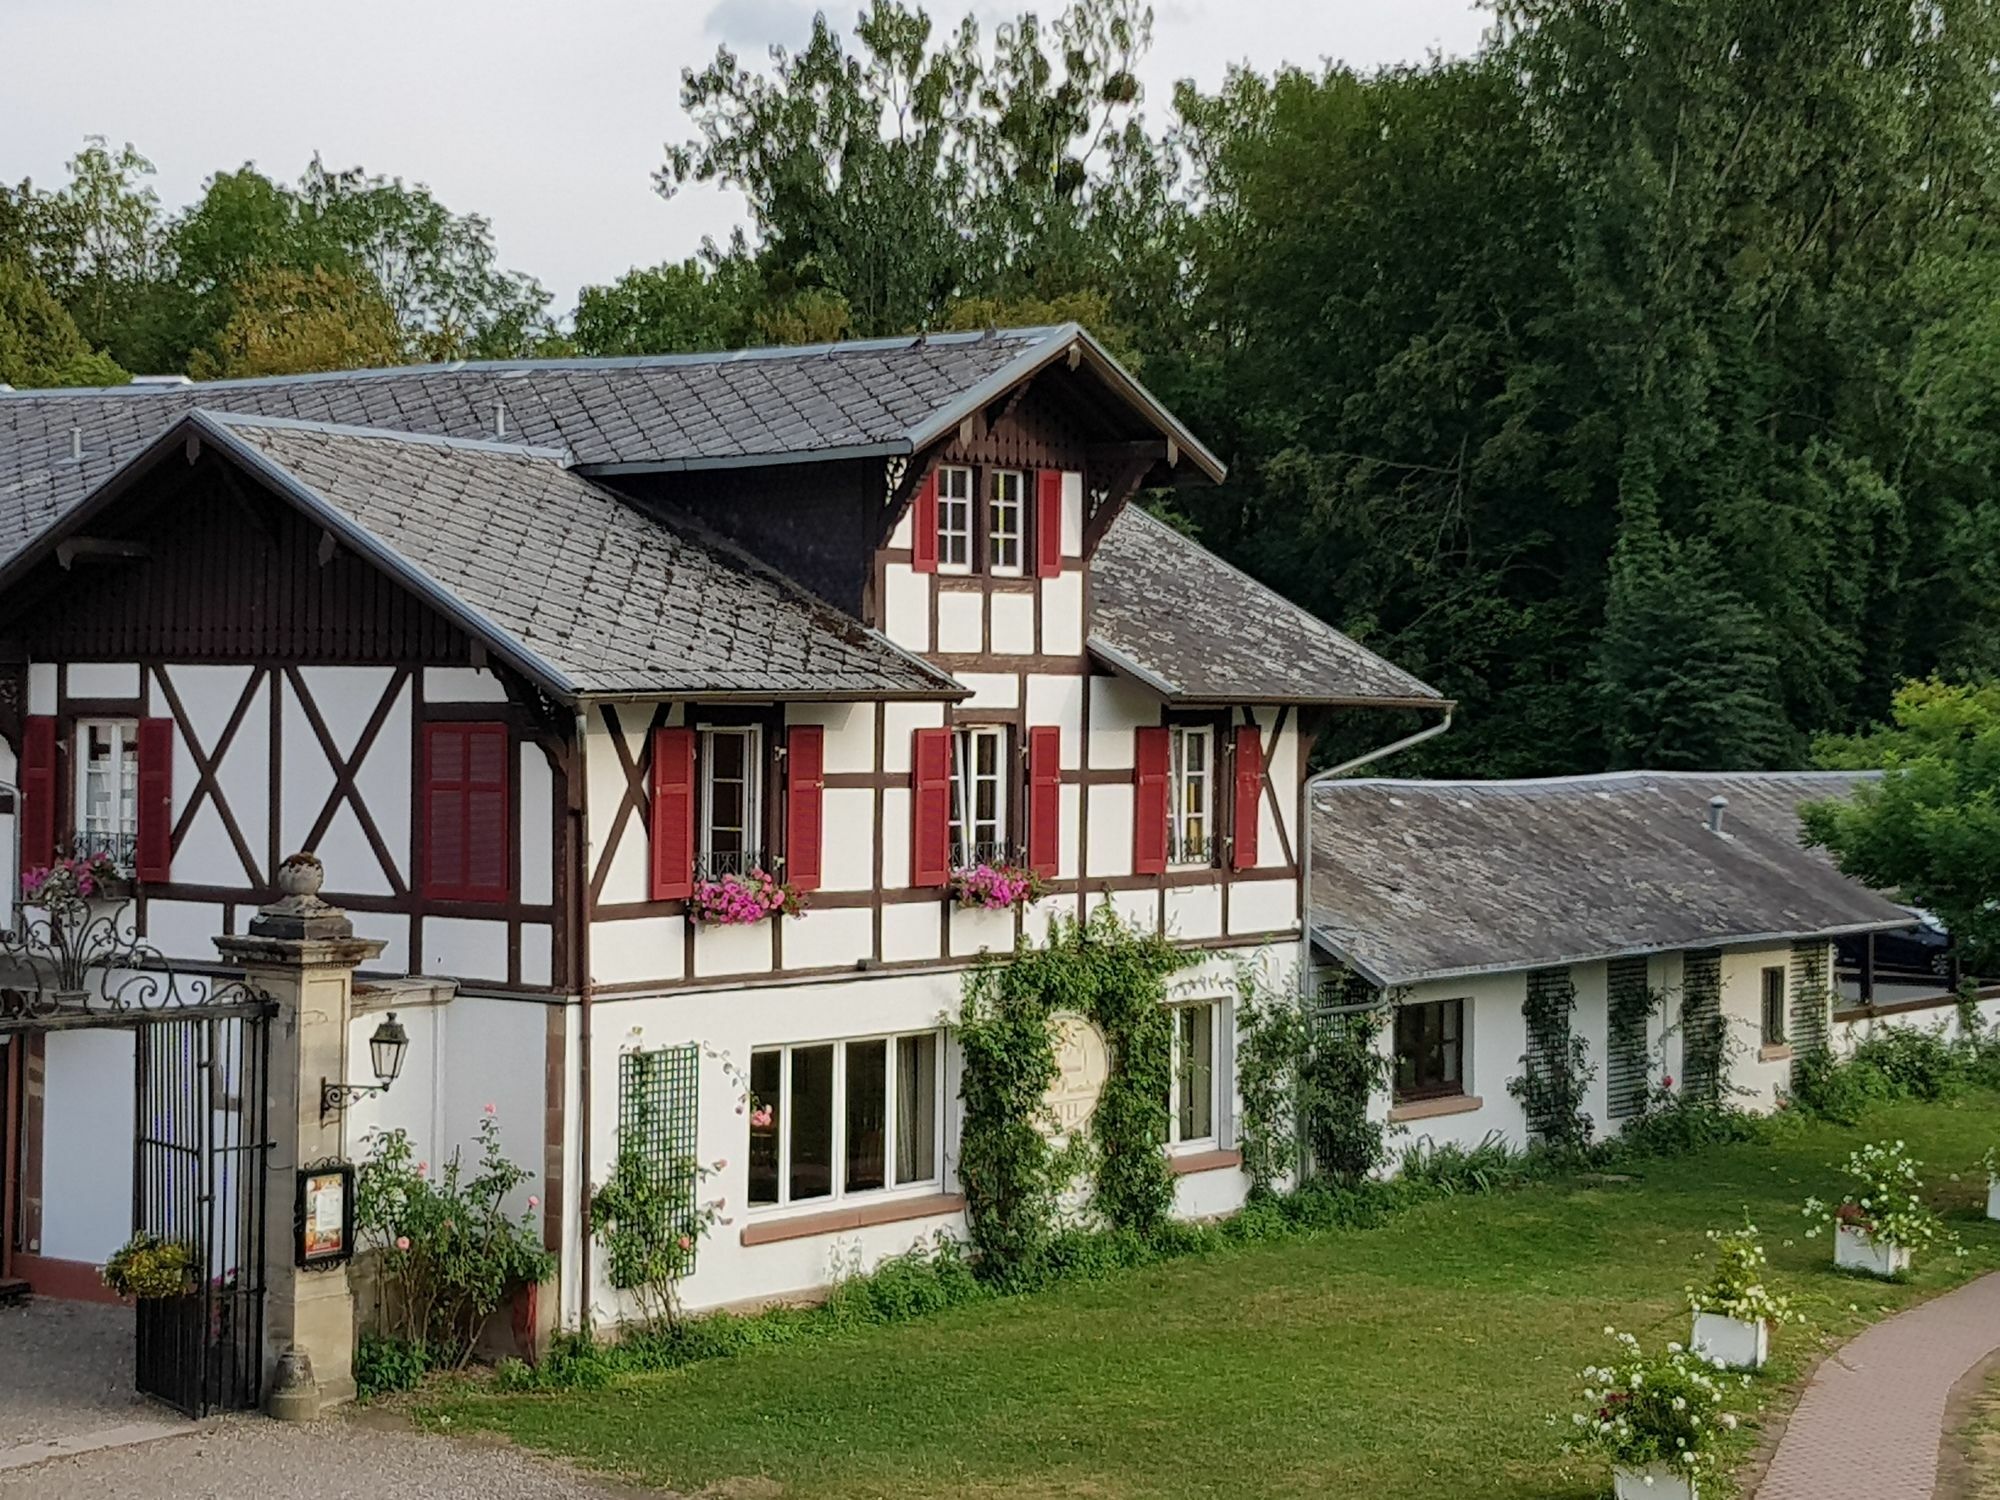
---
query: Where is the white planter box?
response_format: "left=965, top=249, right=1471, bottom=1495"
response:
left=1835, top=1222, right=1911, bottom=1278
left=1987, top=1176, right=1999, bottom=1222
left=1614, top=1463, right=1695, bottom=1500
left=1691, top=1311, right=1767, bottom=1371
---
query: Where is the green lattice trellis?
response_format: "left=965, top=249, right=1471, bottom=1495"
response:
left=1789, top=941, right=1833, bottom=1077
left=1680, top=949, right=1725, bottom=1101
left=1605, top=955, right=1652, bottom=1121
left=615, top=1043, right=701, bottom=1271
left=1512, top=966, right=1593, bottom=1147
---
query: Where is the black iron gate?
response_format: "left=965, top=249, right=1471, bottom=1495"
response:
left=132, top=1003, right=272, bottom=1417
left=1, top=885, right=276, bottom=1418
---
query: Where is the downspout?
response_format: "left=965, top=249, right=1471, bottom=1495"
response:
left=0, top=780, right=16, bottom=938
left=572, top=711, right=594, bottom=1332
left=1298, top=710, right=1454, bottom=994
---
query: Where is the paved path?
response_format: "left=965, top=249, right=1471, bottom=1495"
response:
left=1760, top=1270, right=2000, bottom=1500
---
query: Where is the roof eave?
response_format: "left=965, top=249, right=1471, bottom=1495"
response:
left=1310, top=915, right=1919, bottom=990
left=1087, top=638, right=1453, bottom=711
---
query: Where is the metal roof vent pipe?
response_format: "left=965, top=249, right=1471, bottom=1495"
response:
left=69, top=427, right=82, bottom=463
left=1707, top=795, right=1729, bottom=836
left=493, top=401, right=507, bottom=440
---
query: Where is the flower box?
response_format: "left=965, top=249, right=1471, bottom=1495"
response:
left=689, top=869, right=804, bottom=926
left=1614, top=1464, right=1695, bottom=1500
left=1835, top=1222, right=1910, bottom=1278
left=1690, top=1312, right=1767, bottom=1371
left=949, top=861, right=1045, bottom=912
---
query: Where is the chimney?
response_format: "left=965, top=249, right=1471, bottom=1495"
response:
left=1706, top=795, right=1729, bottom=836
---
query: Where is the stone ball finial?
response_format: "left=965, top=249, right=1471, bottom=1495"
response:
left=276, top=851, right=325, bottom=899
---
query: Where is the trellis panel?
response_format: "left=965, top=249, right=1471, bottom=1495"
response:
left=617, top=1044, right=702, bottom=1272
left=1681, top=949, right=1725, bottom=1102
left=1606, top=955, right=1652, bottom=1121
left=1789, top=941, right=1833, bottom=1072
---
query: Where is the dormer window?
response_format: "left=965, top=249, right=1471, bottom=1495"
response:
left=935, top=465, right=974, bottom=574
left=987, top=469, right=1024, bottom=576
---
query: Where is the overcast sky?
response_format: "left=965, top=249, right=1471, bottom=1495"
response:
left=2, top=0, right=1489, bottom=317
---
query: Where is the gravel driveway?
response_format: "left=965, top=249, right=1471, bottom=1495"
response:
left=0, top=1299, right=660, bottom=1498
left=0, top=1412, right=666, bottom=1500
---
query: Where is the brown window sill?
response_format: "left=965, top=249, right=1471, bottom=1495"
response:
left=1168, top=1148, right=1243, bottom=1177
left=1758, top=1043, right=1793, bottom=1063
left=739, top=1192, right=966, bottom=1247
left=1388, top=1093, right=1483, bottom=1124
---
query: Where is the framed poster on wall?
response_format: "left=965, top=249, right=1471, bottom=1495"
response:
left=295, top=1161, right=355, bottom=1270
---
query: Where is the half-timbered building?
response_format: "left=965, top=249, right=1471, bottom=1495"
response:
left=0, top=325, right=1446, bottom=1321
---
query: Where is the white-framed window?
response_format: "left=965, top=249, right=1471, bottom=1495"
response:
left=75, top=719, right=140, bottom=869
left=949, top=724, right=1009, bottom=868
left=746, top=1030, right=943, bottom=1208
left=987, top=469, right=1024, bottom=576
left=699, top=724, right=763, bottom=877
left=1168, top=1001, right=1218, bottom=1147
left=1169, top=726, right=1212, bottom=866
left=936, top=464, right=974, bottom=574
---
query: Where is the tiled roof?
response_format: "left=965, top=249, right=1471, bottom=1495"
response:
left=0, top=328, right=1073, bottom=561
left=161, top=414, right=961, bottom=700
left=1308, top=771, right=1911, bottom=986
left=1088, top=507, right=1445, bottom=706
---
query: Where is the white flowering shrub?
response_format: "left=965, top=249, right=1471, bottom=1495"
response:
left=1687, top=1220, right=1796, bottom=1327
left=1564, top=1329, right=1747, bottom=1480
left=1801, top=1138, right=1956, bottom=1253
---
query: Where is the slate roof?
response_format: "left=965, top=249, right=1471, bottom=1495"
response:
left=49, top=412, right=961, bottom=700
left=0, top=325, right=1223, bottom=562
left=1308, top=771, right=1912, bottom=986
left=1088, top=506, right=1445, bottom=706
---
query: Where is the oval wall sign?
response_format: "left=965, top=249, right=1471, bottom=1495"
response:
left=1043, top=1010, right=1110, bottom=1141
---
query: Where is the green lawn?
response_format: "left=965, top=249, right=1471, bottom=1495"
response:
left=430, top=1096, right=2000, bottom=1499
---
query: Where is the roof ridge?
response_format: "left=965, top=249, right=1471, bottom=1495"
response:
left=203, top=409, right=574, bottom=463
left=0, top=325, right=1066, bottom=398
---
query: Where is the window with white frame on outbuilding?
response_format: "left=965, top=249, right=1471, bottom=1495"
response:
left=747, top=1031, right=943, bottom=1208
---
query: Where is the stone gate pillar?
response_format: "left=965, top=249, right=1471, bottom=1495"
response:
left=215, top=854, right=384, bottom=1419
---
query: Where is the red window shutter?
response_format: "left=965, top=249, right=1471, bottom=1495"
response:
left=1132, top=726, right=1169, bottom=876
left=423, top=722, right=510, bottom=902
left=1027, top=725, right=1061, bottom=878
left=910, top=727, right=952, bottom=887
left=911, top=470, right=940, bottom=574
left=1232, top=724, right=1263, bottom=872
left=650, top=726, right=695, bottom=901
left=1035, top=470, right=1063, bottom=578
left=18, top=715, right=56, bottom=876
left=134, top=717, right=174, bottom=883
left=785, top=725, right=825, bottom=892
left=463, top=724, right=509, bottom=901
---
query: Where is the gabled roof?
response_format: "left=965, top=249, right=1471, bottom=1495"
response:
left=1308, top=770, right=1911, bottom=987
left=0, top=411, right=962, bottom=703
left=0, top=324, right=1224, bottom=562
left=1087, top=507, right=1445, bottom=707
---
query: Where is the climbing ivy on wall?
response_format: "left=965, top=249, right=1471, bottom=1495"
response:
left=1237, top=961, right=1391, bottom=1191
left=957, top=903, right=1193, bottom=1282
left=1509, top=966, right=1596, bottom=1150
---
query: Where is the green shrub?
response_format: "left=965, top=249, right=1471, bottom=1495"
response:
left=1398, top=1134, right=1531, bottom=1196
left=1849, top=1026, right=1959, bottom=1101
left=354, top=1333, right=430, bottom=1399
left=356, top=1110, right=557, bottom=1369
left=1610, top=1089, right=1769, bottom=1160
left=1788, top=1049, right=1886, bottom=1124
